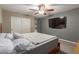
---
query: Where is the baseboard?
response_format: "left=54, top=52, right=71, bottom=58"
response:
left=59, top=39, right=77, bottom=44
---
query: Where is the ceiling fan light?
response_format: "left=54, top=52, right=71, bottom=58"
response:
left=38, top=11, right=44, bottom=14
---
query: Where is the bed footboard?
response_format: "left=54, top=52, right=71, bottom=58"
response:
left=22, top=39, right=58, bottom=54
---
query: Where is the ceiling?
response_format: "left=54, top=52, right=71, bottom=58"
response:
left=0, top=4, right=79, bottom=17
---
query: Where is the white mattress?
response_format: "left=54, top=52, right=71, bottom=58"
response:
left=15, top=32, right=58, bottom=53
left=23, top=32, right=57, bottom=44
left=18, top=36, right=58, bottom=54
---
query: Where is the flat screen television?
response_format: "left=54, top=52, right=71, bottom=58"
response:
left=49, top=16, right=67, bottom=29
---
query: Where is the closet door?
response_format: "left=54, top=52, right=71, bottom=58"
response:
left=11, top=16, right=22, bottom=33
left=11, top=16, right=31, bottom=33
left=21, top=18, right=31, bottom=33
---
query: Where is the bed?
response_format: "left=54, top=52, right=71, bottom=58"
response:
left=15, top=32, right=59, bottom=54
left=0, top=32, right=59, bottom=54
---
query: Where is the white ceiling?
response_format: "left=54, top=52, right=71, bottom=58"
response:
left=0, top=4, right=79, bottom=17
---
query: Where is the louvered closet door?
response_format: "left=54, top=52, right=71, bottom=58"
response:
left=11, top=16, right=22, bottom=33
left=11, top=16, right=31, bottom=33
left=21, top=18, right=31, bottom=33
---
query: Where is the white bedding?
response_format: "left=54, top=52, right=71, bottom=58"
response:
left=0, top=38, right=14, bottom=54
left=23, top=32, right=57, bottom=44
left=13, top=38, right=33, bottom=51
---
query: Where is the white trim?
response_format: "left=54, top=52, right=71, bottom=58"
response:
left=59, top=39, right=77, bottom=44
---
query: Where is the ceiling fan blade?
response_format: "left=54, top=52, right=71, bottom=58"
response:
left=33, top=12, right=39, bottom=15
left=46, top=9, right=54, bottom=11
left=29, top=9, right=37, bottom=11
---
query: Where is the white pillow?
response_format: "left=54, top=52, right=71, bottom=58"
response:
left=13, top=32, right=23, bottom=39
left=0, top=33, right=6, bottom=38
left=5, top=33, right=14, bottom=40
left=0, top=38, right=14, bottom=54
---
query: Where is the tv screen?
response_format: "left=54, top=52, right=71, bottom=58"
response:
left=49, top=17, right=67, bottom=29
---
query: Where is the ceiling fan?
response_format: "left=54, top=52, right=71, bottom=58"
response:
left=29, top=4, right=54, bottom=15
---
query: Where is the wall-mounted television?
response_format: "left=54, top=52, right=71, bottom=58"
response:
left=49, top=16, right=67, bottom=29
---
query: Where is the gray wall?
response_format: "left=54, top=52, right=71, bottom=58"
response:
left=38, top=8, right=79, bottom=42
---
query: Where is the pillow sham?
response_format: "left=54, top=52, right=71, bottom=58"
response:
left=13, top=32, right=23, bottom=39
